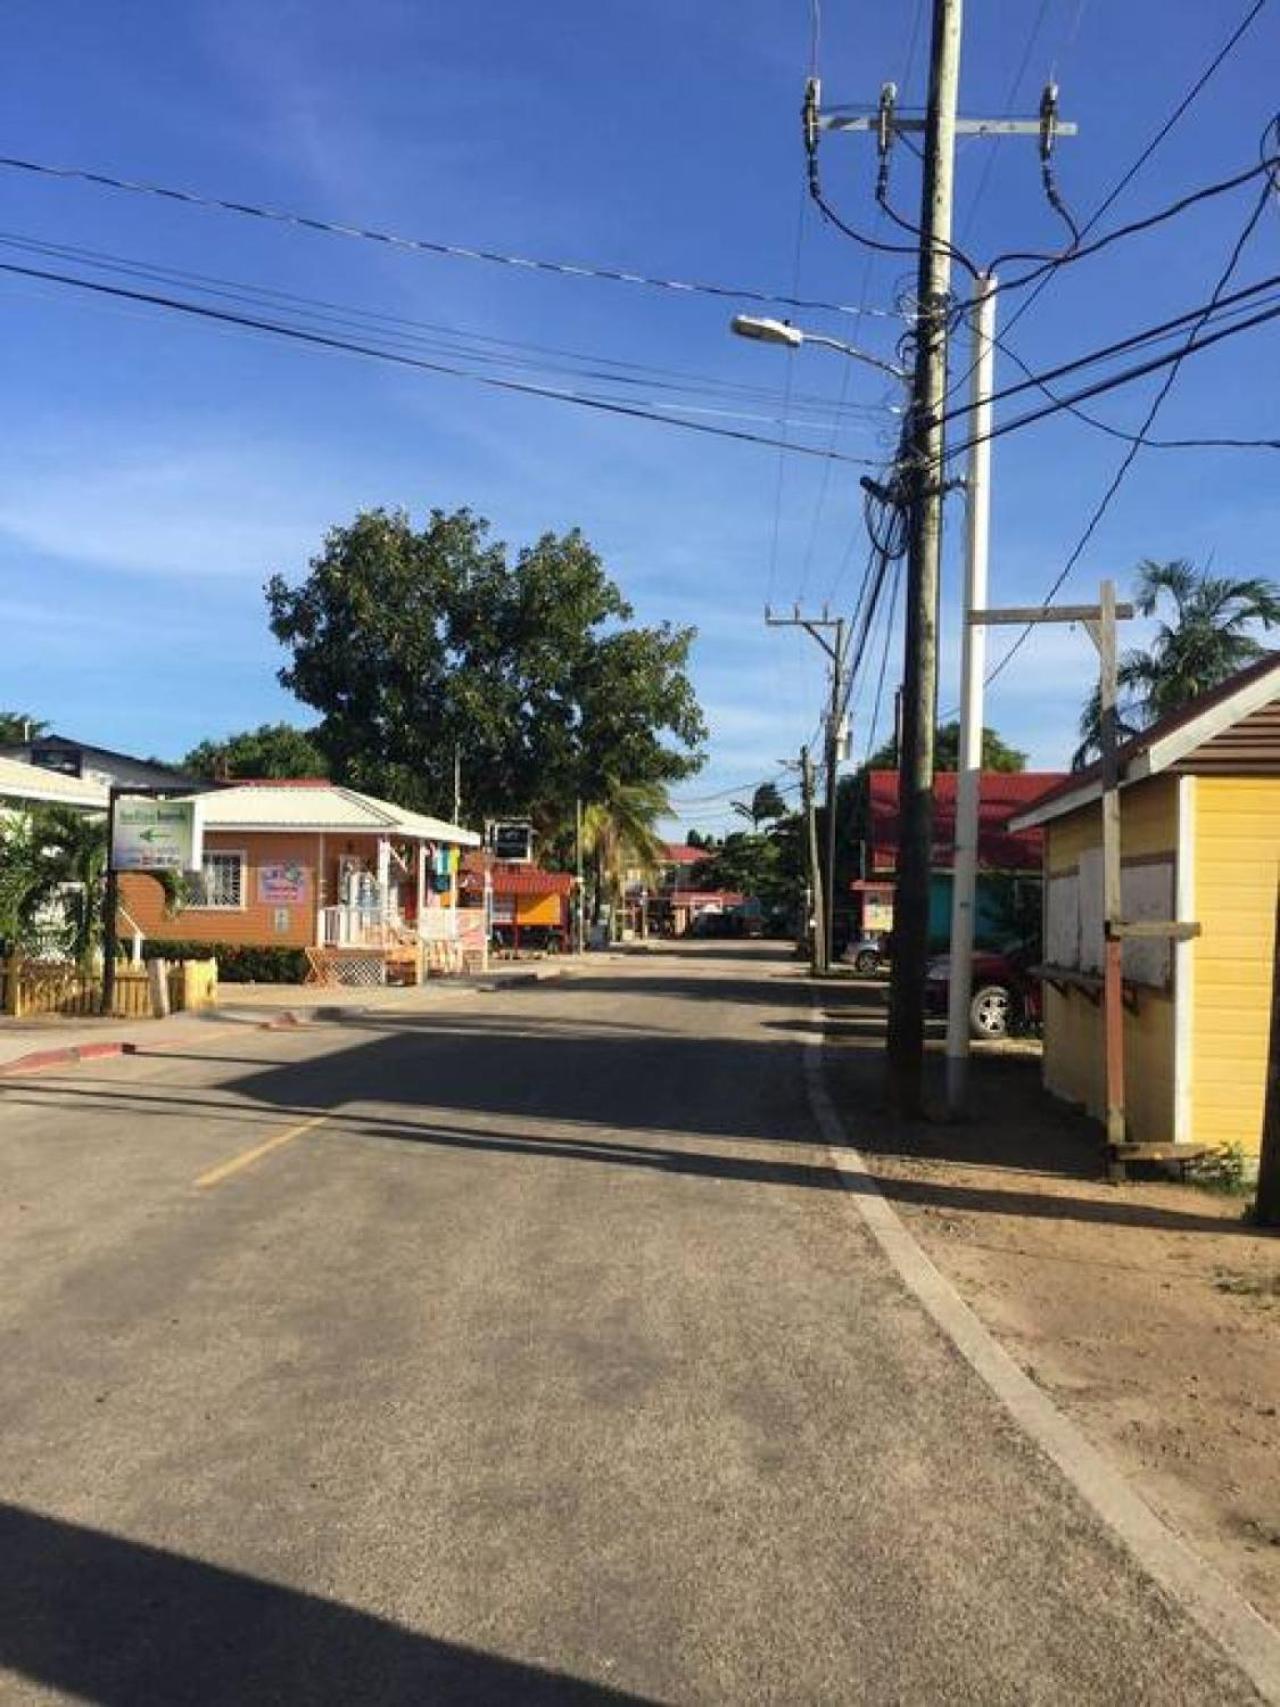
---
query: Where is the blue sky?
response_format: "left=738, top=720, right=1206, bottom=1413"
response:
left=2, top=0, right=1277, bottom=833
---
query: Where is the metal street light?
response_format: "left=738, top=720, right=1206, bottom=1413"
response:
left=730, top=314, right=907, bottom=381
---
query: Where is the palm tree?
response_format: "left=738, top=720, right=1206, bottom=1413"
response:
left=731, top=781, right=787, bottom=829
left=580, top=778, right=669, bottom=935
left=0, top=711, right=48, bottom=745
left=0, top=815, right=49, bottom=951
left=1075, top=559, right=1280, bottom=767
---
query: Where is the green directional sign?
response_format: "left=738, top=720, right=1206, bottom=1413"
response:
left=111, top=799, right=203, bottom=873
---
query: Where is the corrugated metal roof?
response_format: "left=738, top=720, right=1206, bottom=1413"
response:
left=184, top=783, right=479, bottom=844
left=867, top=769, right=1065, bottom=874
left=0, top=756, right=109, bottom=809
left=459, top=863, right=574, bottom=897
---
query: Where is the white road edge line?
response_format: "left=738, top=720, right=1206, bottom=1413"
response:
left=803, top=1022, right=1280, bottom=1706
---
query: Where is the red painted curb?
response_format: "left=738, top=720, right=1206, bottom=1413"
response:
left=0, top=1040, right=139, bottom=1077
left=75, top=1041, right=139, bottom=1062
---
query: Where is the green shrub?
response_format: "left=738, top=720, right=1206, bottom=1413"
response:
left=141, top=940, right=309, bottom=983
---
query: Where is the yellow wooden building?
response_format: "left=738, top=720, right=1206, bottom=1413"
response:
left=1010, top=655, right=1280, bottom=1159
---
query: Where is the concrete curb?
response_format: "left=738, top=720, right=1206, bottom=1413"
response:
left=0, top=1040, right=137, bottom=1077
left=804, top=1020, right=1280, bottom=1705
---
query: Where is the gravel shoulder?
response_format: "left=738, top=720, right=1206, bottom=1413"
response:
left=820, top=975, right=1280, bottom=1630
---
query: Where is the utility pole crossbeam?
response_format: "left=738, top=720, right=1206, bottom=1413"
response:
left=767, top=607, right=849, bottom=973
left=817, top=27, right=1076, bottom=1118
left=819, top=113, right=1078, bottom=138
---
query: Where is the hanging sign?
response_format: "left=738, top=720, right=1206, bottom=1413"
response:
left=488, top=821, right=534, bottom=863
left=111, top=798, right=203, bottom=873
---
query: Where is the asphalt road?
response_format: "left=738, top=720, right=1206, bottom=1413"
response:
left=0, top=944, right=1258, bottom=1704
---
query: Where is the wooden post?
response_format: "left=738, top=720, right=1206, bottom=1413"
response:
left=968, top=589, right=1134, bottom=1170
left=101, top=787, right=120, bottom=1016
left=1256, top=882, right=1280, bottom=1227
left=416, top=842, right=428, bottom=984
left=2, top=954, right=20, bottom=1016
left=147, top=956, right=171, bottom=1019
left=1098, top=579, right=1128, bottom=1169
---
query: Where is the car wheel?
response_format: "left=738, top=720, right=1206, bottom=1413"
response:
left=854, top=949, right=879, bottom=975
left=970, top=984, right=1011, bottom=1040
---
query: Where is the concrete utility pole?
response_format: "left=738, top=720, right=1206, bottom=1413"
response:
left=818, top=59, right=1075, bottom=1114
left=944, top=271, right=997, bottom=1116
left=766, top=606, right=849, bottom=973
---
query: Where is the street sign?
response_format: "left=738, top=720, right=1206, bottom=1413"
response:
left=111, top=798, right=203, bottom=873
left=489, top=821, right=534, bottom=863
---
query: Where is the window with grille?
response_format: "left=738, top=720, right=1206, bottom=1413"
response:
left=192, top=851, right=244, bottom=909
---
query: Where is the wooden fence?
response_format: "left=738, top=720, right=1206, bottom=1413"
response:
left=0, top=957, right=218, bottom=1020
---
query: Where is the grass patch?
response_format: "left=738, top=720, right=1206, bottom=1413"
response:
left=1213, top=1268, right=1280, bottom=1302
left=1189, top=1143, right=1255, bottom=1197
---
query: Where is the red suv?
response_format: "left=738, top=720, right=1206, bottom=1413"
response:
left=923, top=949, right=1042, bottom=1040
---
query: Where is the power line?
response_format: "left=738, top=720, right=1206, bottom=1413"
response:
left=991, top=148, right=1279, bottom=287
left=0, top=152, right=897, bottom=324
left=0, top=228, right=893, bottom=430
left=982, top=179, right=1275, bottom=687
left=862, top=563, right=903, bottom=764
left=956, top=0, right=1054, bottom=244
left=934, top=266, right=1280, bottom=432
left=989, top=322, right=1280, bottom=450
left=942, top=0, right=1273, bottom=403
left=0, top=257, right=887, bottom=467
left=943, top=269, right=1280, bottom=463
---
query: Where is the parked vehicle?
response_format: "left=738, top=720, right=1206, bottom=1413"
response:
left=923, top=949, right=1042, bottom=1040
left=839, top=931, right=890, bottom=975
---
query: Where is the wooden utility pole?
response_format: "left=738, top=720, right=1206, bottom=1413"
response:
left=767, top=606, right=848, bottom=973
left=1257, top=883, right=1280, bottom=1226
left=1097, top=578, right=1126, bottom=1152
left=884, top=0, right=963, bottom=1111
left=815, top=44, right=1075, bottom=1116
left=801, top=746, right=825, bottom=978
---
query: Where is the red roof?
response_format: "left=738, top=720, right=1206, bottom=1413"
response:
left=661, top=843, right=705, bottom=866
left=866, top=770, right=1065, bottom=874
left=458, top=856, right=574, bottom=897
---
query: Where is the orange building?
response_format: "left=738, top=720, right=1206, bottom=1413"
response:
left=457, top=854, right=573, bottom=951
left=118, top=781, right=479, bottom=982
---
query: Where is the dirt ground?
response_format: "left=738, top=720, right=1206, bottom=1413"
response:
left=819, top=976, right=1280, bottom=1628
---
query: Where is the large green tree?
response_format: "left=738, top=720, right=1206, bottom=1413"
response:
left=266, top=508, right=706, bottom=828
left=866, top=720, right=1027, bottom=773
left=691, top=817, right=806, bottom=916
left=1075, top=559, right=1280, bottom=766
left=184, top=722, right=328, bottom=781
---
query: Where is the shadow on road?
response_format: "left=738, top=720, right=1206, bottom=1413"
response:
left=0, top=1502, right=648, bottom=1706
left=5, top=952, right=1256, bottom=1240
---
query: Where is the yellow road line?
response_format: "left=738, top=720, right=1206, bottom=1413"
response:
left=195, top=1111, right=330, bottom=1189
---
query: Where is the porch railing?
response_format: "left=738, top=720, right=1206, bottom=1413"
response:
left=319, top=905, right=403, bottom=948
